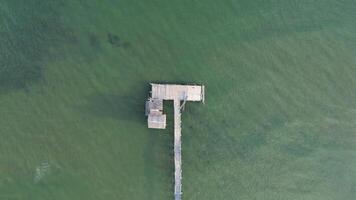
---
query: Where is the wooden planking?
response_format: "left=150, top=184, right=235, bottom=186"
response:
left=174, top=99, right=182, bottom=200
left=151, top=84, right=204, bottom=101
left=148, top=114, right=166, bottom=129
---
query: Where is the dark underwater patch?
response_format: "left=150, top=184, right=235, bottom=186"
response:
left=0, top=1, right=75, bottom=93
left=77, top=84, right=150, bottom=123
left=107, top=33, right=131, bottom=49
left=107, top=33, right=121, bottom=47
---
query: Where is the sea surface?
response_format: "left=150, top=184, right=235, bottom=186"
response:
left=0, top=0, right=356, bottom=199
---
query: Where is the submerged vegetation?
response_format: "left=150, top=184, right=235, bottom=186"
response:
left=0, top=1, right=74, bottom=92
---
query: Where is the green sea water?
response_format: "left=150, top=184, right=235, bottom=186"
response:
left=0, top=0, right=356, bottom=199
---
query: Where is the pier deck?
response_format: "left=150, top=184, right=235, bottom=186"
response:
left=146, top=83, right=204, bottom=200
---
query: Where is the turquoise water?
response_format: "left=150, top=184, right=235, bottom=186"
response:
left=0, top=0, right=356, bottom=199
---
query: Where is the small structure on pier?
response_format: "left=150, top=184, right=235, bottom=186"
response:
left=145, top=83, right=205, bottom=200
left=145, top=98, right=166, bottom=129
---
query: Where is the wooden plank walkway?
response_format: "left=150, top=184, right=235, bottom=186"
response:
left=174, top=99, right=182, bottom=200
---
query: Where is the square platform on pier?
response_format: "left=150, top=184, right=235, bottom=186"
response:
left=147, top=113, right=166, bottom=129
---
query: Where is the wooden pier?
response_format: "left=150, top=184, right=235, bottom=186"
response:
left=146, top=83, right=205, bottom=200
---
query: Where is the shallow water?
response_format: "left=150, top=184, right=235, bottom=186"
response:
left=0, top=0, right=356, bottom=199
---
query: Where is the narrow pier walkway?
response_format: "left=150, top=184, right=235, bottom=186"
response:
left=174, top=99, right=182, bottom=200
